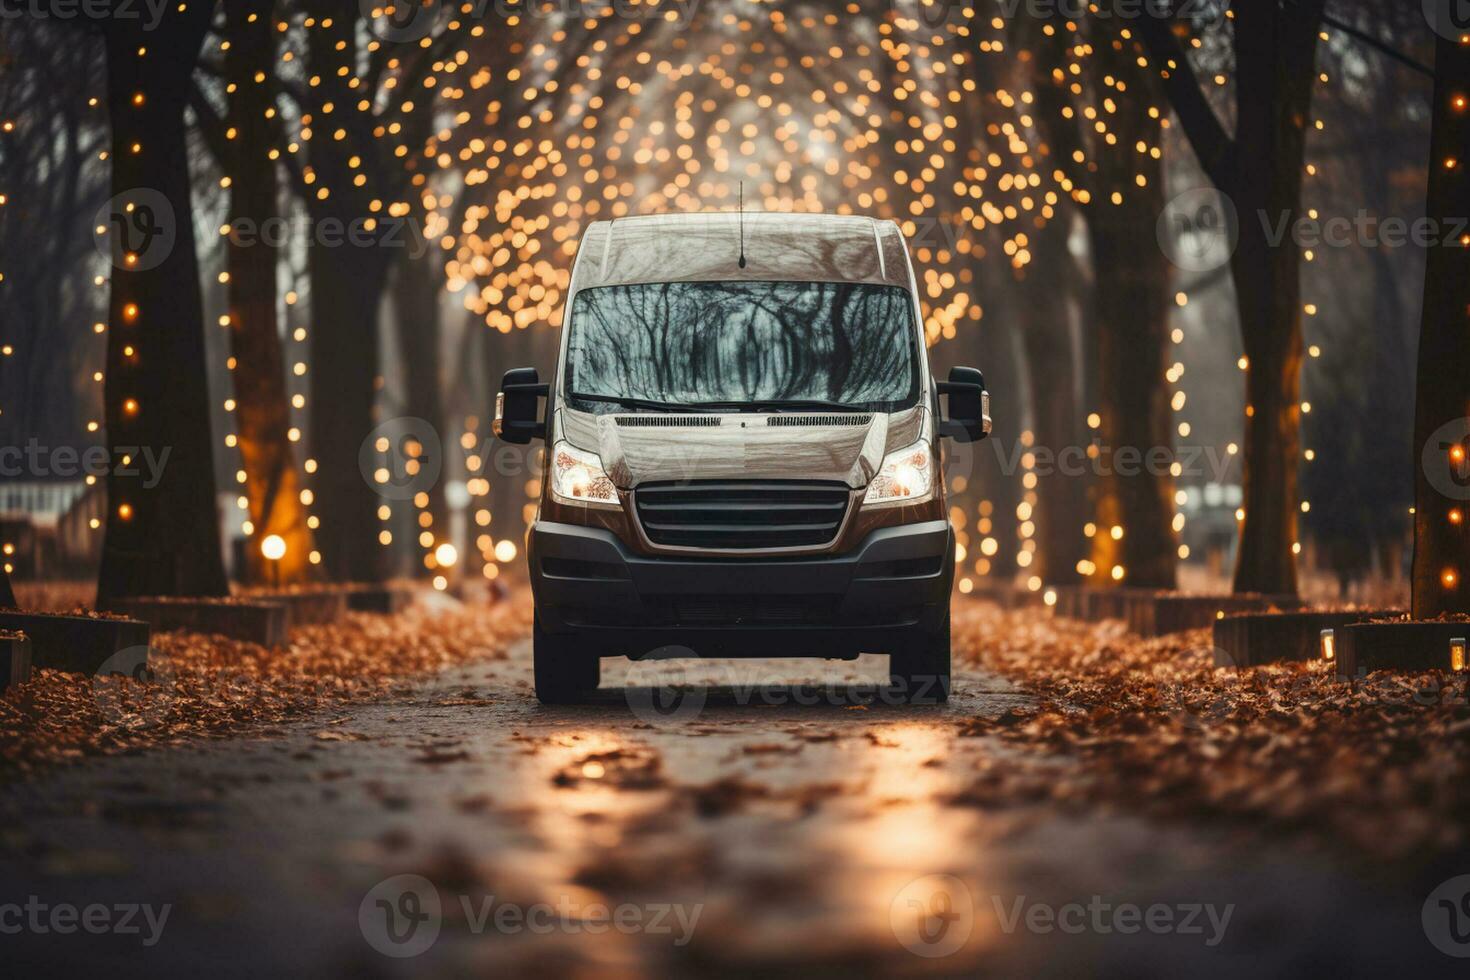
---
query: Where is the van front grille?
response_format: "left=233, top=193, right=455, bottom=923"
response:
left=633, top=481, right=851, bottom=551
left=615, top=415, right=722, bottom=427
left=765, top=415, right=872, bottom=427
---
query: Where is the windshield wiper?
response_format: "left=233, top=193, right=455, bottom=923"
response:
left=566, top=391, right=716, bottom=413
left=688, top=398, right=873, bottom=414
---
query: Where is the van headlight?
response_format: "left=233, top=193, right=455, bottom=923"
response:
left=549, top=441, right=620, bottom=509
left=863, top=439, right=936, bottom=507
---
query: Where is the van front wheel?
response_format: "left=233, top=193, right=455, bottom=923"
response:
left=534, top=617, right=601, bottom=704
left=889, top=610, right=951, bottom=704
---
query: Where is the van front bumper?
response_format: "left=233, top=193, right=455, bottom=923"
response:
left=529, top=519, right=954, bottom=658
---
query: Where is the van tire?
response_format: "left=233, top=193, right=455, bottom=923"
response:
left=534, top=617, right=601, bottom=704
left=889, top=609, right=951, bottom=704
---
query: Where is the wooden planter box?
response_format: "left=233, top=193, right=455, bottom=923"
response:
left=0, top=611, right=151, bottom=675
left=263, top=589, right=348, bottom=627
left=1050, top=586, right=1152, bottom=622
left=1092, top=587, right=1149, bottom=622
left=0, top=630, right=32, bottom=690
left=1336, top=619, right=1470, bottom=677
left=345, top=584, right=415, bottom=614
left=1125, top=591, right=1303, bottom=637
left=1049, top=584, right=1084, bottom=618
left=1213, top=609, right=1404, bottom=668
left=110, top=597, right=289, bottom=648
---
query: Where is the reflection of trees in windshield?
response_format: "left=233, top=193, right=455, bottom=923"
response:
left=565, top=280, right=917, bottom=410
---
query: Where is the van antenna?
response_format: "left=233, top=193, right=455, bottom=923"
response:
left=737, top=182, right=747, bottom=269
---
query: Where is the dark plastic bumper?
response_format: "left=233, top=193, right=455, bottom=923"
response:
left=529, top=518, right=954, bottom=658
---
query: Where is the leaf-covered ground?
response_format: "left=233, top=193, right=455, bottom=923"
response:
left=0, top=596, right=530, bottom=776
left=951, top=606, right=1470, bottom=859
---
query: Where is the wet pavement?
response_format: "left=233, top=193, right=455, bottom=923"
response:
left=0, top=598, right=1462, bottom=977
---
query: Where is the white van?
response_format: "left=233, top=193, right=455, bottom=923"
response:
left=495, top=212, right=990, bottom=703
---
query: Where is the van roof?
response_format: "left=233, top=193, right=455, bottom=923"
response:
left=572, top=212, right=914, bottom=291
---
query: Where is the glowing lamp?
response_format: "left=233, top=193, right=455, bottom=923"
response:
left=261, top=534, right=287, bottom=561
left=1319, top=629, right=1335, bottom=662
left=1452, top=637, right=1467, bottom=673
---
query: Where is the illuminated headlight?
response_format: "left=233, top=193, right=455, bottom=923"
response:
left=863, top=439, right=936, bottom=508
left=550, top=441, right=619, bottom=508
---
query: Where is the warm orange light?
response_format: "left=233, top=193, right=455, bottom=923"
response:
left=122, top=303, right=139, bottom=321
left=261, top=534, right=287, bottom=561
left=1451, top=509, right=1464, bottom=525
left=1452, top=445, right=1466, bottom=464
left=118, top=503, right=133, bottom=521
left=1444, top=569, right=1459, bottom=588
left=122, top=398, right=139, bottom=416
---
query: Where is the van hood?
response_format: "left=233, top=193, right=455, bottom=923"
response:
left=556, top=404, right=926, bottom=489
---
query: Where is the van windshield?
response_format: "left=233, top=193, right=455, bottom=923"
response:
left=562, top=280, right=920, bottom=413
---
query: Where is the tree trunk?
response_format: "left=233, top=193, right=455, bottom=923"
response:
left=483, top=323, right=527, bottom=566
left=225, top=0, right=315, bottom=586
left=1225, top=4, right=1322, bottom=597
left=392, top=248, right=448, bottom=574
left=303, top=1, right=391, bottom=584
left=1410, top=33, right=1470, bottom=619
left=308, top=244, right=391, bottom=583
left=1138, top=1, right=1324, bottom=597
left=1083, top=29, right=1176, bottom=591
left=97, top=6, right=227, bottom=604
left=954, top=258, right=1023, bottom=584
left=1085, top=189, right=1178, bottom=590
left=1017, top=221, right=1088, bottom=586
left=0, top=561, right=14, bottom=609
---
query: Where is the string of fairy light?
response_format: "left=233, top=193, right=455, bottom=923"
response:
left=414, top=3, right=1059, bottom=582
left=430, top=4, right=1039, bottom=346
left=26, top=3, right=1387, bottom=588
left=107, top=36, right=154, bottom=537
left=85, top=93, right=107, bottom=537
left=193, top=15, right=328, bottom=574
left=1429, top=30, right=1468, bottom=595
left=974, top=15, right=1180, bottom=586
left=1294, top=30, right=1334, bottom=569
left=1, top=109, right=10, bottom=578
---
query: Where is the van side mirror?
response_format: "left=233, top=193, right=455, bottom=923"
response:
left=494, top=367, right=549, bottom=444
left=938, top=366, right=991, bottom=443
